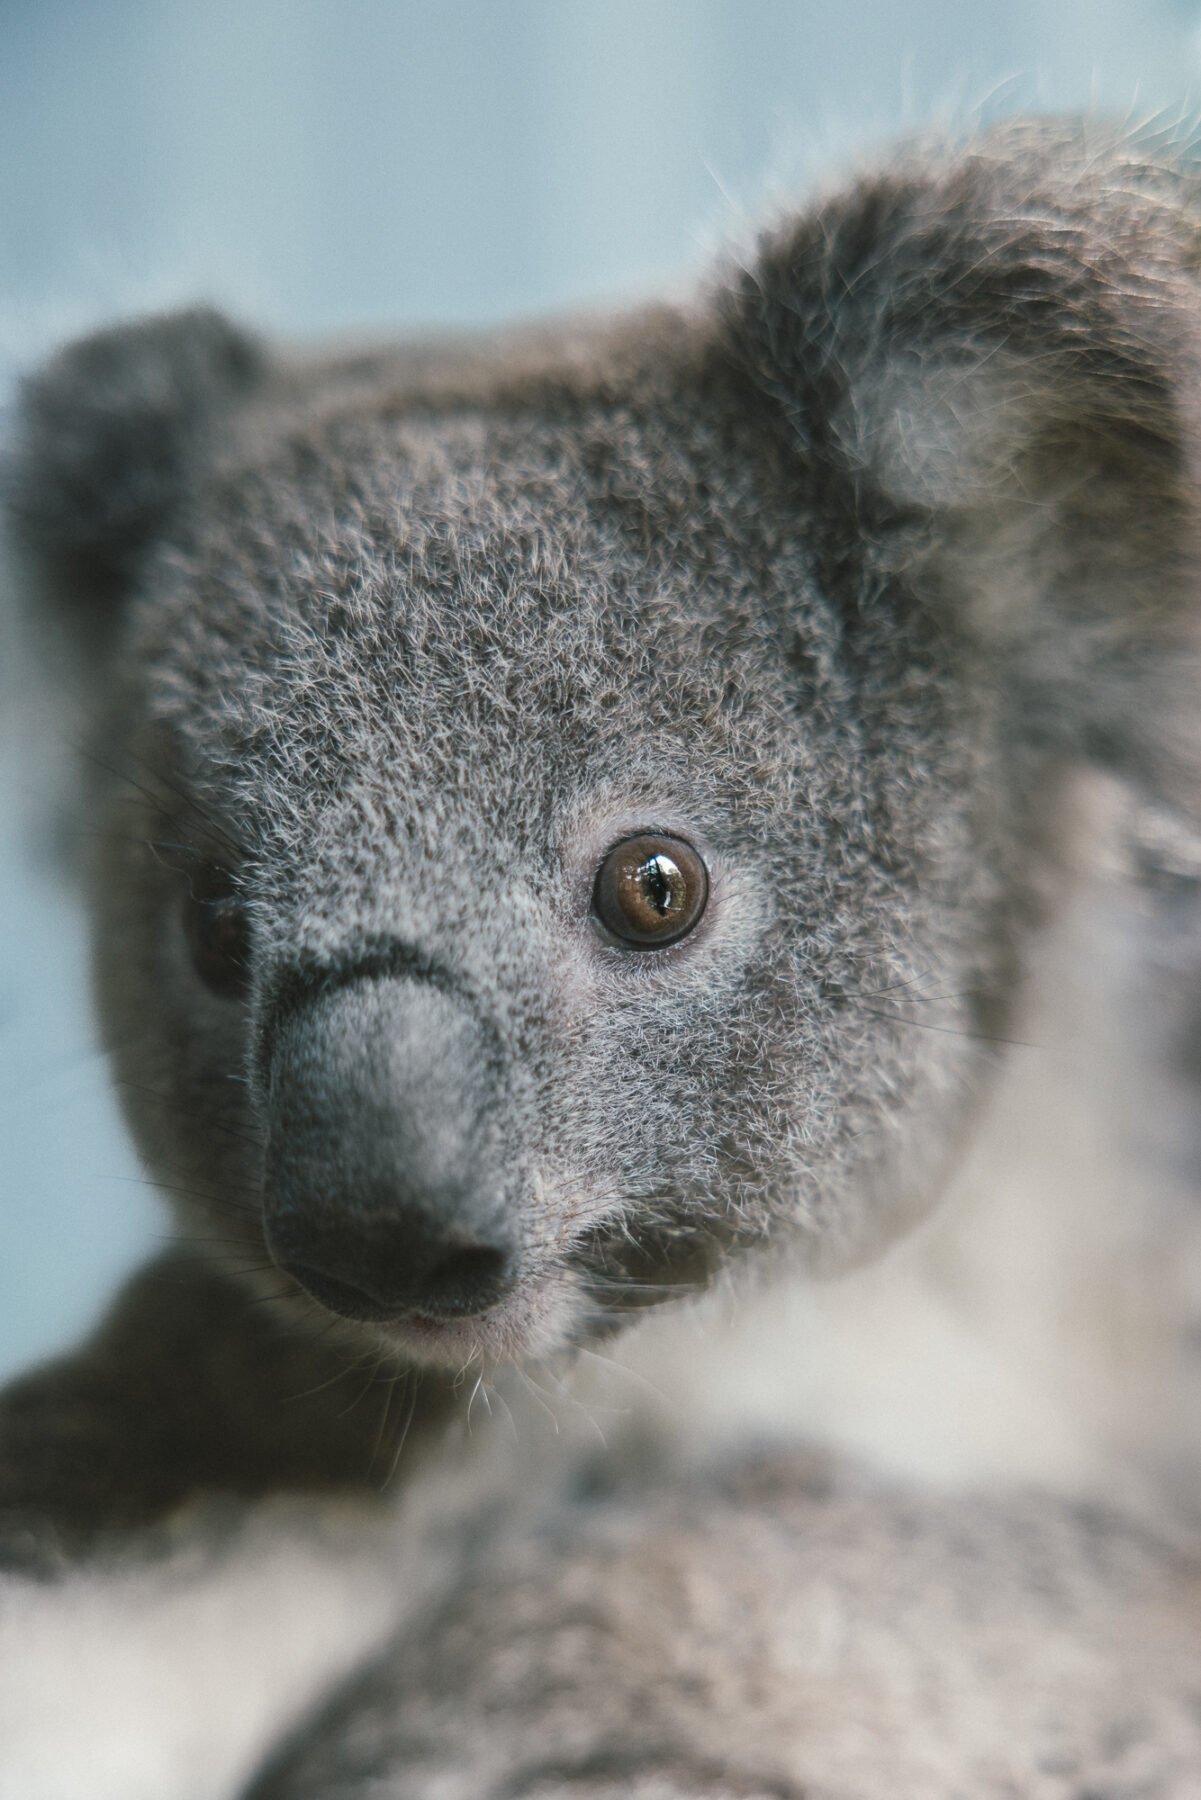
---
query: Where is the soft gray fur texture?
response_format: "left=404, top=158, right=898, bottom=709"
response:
left=2, top=117, right=1201, bottom=1794
left=247, top=1449, right=1201, bottom=1800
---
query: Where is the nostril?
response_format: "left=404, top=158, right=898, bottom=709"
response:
left=279, top=1259, right=398, bottom=1323
left=266, top=1225, right=516, bottom=1326
left=420, top=1243, right=512, bottom=1318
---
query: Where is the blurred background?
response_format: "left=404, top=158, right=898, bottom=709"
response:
left=3, top=0, right=1201, bottom=1383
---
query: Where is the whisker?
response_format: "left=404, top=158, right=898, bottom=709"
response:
left=282, top=1348, right=380, bottom=1408
left=845, top=1003, right=1036, bottom=1049
left=575, top=1344, right=672, bottom=1410
left=380, top=1375, right=421, bottom=1491
left=366, top=1372, right=397, bottom=1479
left=484, top=1381, right=520, bottom=1441
left=515, top=1366, right=562, bottom=1435
left=75, top=743, right=245, bottom=862
left=112, top=1081, right=263, bottom=1150
left=465, top=1372, right=490, bottom=1434
left=337, top=1354, right=388, bottom=1421
left=451, top=1343, right=484, bottom=1387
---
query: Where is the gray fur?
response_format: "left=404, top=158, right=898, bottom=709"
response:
left=246, top=1448, right=1201, bottom=1800
left=2, top=116, right=1201, bottom=1792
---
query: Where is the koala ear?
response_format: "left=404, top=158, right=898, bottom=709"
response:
left=5, top=306, right=265, bottom=631
left=723, top=122, right=1201, bottom=808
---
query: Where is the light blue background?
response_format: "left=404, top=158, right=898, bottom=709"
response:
left=2, top=0, right=1200, bottom=1377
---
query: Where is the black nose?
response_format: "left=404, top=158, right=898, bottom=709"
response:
left=262, top=969, right=517, bottom=1324
left=270, top=1225, right=514, bottom=1323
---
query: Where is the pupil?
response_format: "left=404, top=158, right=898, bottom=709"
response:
left=641, top=855, right=680, bottom=916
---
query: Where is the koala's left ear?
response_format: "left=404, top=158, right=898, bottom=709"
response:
left=723, top=121, right=1201, bottom=808
left=5, top=306, right=266, bottom=633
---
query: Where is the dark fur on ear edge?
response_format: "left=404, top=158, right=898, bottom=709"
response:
left=4, top=305, right=265, bottom=627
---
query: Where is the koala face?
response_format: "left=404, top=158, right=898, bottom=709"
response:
left=10, top=122, right=1201, bottom=1373
left=83, top=342, right=993, bottom=1371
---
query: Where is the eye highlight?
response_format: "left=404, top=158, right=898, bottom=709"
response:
left=591, top=834, right=709, bottom=950
left=182, top=864, right=251, bottom=997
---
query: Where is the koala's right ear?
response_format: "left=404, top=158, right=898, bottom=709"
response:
left=5, top=306, right=265, bottom=634
left=722, top=123, right=1201, bottom=813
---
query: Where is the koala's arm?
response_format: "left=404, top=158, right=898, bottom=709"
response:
left=0, top=1256, right=467, bottom=1800
left=0, top=1251, right=450, bottom=1572
left=243, top=1454, right=1201, bottom=1800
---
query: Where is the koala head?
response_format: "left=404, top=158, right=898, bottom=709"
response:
left=8, top=121, right=1201, bottom=1375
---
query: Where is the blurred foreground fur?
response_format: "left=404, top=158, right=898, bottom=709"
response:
left=2, top=118, right=1201, bottom=1796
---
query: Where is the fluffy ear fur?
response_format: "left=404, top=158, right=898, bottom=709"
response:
left=723, top=120, right=1201, bottom=809
left=4, top=306, right=265, bottom=630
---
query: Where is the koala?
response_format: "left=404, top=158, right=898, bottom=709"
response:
left=2, top=117, right=1201, bottom=1797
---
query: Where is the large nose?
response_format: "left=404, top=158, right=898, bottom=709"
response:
left=262, top=972, right=516, bottom=1323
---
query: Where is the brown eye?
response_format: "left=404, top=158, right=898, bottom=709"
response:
left=592, top=834, right=709, bottom=950
left=183, top=865, right=251, bottom=997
